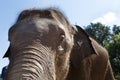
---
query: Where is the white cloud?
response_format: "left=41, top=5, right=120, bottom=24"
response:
left=92, top=12, right=118, bottom=25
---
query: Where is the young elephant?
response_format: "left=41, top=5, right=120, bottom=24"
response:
left=3, top=8, right=114, bottom=80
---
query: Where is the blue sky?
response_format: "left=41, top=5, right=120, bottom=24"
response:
left=0, top=0, right=120, bottom=72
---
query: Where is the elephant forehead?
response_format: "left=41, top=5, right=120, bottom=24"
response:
left=34, top=18, right=71, bottom=36
left=11, top=19, right=60, bottom=34
left=9, top=18, right=71, bottom=44
left=34, top=19, right=59, bottom=33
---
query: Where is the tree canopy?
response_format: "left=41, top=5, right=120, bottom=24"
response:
left=104, top=32, right=120, bottom=78
left=84, top=23, right=111, bottom=45
left=113, top=25, right=120, bottom=35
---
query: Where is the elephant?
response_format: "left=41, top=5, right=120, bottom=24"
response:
left=3, top=8, right=115, bottom=80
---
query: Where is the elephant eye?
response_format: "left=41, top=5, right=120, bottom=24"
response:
left=58, top=34, right=65, bottom=43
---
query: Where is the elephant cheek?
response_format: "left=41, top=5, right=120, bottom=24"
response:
left=55, top=51, right=71, bottom=80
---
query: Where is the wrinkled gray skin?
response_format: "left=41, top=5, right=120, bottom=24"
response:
left=3, top=8, right=115, bottom=80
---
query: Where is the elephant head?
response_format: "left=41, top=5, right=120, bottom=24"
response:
left=3, top=8, right=114, bottom=80
left=4, top=8, right=74, bottom=80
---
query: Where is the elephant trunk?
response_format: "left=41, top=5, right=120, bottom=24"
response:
left=5, top=46, right=56, bottom=80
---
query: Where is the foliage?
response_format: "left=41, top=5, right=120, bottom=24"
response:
left=115, top=75, right=120, bottom=80
left=112, top=25, right=120, bottom=35
left=84, top=23, right=111, bottom=45
left=104, top=32, right=120, bottom=78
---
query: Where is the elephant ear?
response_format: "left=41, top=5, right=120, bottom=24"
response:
left=3, top=46, right=11, bottom=58
left=71, top=25, right=98, bottom=68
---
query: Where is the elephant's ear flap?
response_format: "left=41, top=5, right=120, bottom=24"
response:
left=3, top=46, right=11, bottom=58
left=71, top=25, right=98, bottom=68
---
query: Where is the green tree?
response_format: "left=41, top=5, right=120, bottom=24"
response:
left=84, top=23, right=111, bottom=45
left=112, top=25, right=120, bottom=35
left=104, top=32, right=120, bottom=79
